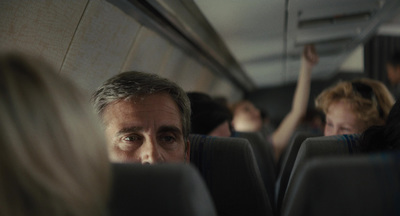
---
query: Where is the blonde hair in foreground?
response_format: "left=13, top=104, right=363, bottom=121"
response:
left=315, top=78, right=395, bottom=130
left=0, top=53, right=110, bottom=216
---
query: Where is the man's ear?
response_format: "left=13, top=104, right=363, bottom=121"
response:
left=185, top=140, right=190, bottom=162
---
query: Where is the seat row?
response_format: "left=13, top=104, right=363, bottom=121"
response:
left=109, top=133, right=400, bottom=216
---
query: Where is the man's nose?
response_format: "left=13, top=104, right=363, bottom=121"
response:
left=138, top=138, right=163, bottom=164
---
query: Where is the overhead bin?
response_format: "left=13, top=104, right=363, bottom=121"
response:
left=119, top=0, right=256, bottom=93
left=286, top=0, right=400, bottom=79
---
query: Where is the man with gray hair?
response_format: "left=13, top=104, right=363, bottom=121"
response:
left=92, top=71, right=191, bottom=164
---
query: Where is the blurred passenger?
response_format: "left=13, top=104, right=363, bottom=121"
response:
left=315, top=78, right=395, bottom=136
left=231, top=45, right=319, bottom=160
left=231, top=100, right=261, bottom=132
left=386, top=51, right=400, bottom=99
left=359, top=99, right=400, bottom=152
left=187, top=92, right=233, bottom=137
left=92, top=71, right=191, bottom=164
left=0, top=53, right=110, bottom=216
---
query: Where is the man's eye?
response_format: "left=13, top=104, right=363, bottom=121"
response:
left=123, top=135, right=141, bottom=142
left=160, top=136, right=176, bottom=143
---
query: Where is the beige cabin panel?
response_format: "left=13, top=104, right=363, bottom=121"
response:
left=159, top=47, right=216, bottom=93
left=209, top=79, right=227, bottom=96
left=228, top=87, right=244, bottom=103
left=209, top=79, right=242, bottom=103
left=0, top=1, right=87, bottom=69
left=174, top=57, right=205, bottom=92
left=61, top=0, right=140, bottom=95
left=193, top=67, right=216, bottom=93
left=159, top=47, right=187, bottom=80
left=122, top=27, right=172, bottom=74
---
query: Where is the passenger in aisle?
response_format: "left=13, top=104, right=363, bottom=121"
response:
left=0, top=53, right=110, bottom=216
left=92, top=71, right=191, bottom=164
left=231, top=45, right=319, bottom=161
left=315, top=78, right=394, bottom=136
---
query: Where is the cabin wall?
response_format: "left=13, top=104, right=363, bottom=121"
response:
left=0, top=0, right=243, bottom=101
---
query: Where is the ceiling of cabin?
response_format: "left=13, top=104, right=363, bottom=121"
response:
left=194, top=0, right=400, bottom=88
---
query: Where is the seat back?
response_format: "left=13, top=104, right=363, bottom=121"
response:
left=189, top=134, right=274, bottom=216
left=283, top=152, right=400, bottom=216
left=109, top=163, right=217, bottom=216
left=281, top=134, right=360, bottom=212
left=275, top=132, right=317, bottom=213
left=233, top=131, right=276, bottom=209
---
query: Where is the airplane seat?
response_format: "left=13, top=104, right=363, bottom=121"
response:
left=109, top=163, right=217, bottom=216
left=233, top=131, right=276, bottom=210
left=280, top=134, right=360, bottom=213
left=189, top=134, right=274, bottom=216
left=275, top=132, right=318, bottom=214
left=282, top=152, right=400, bottom=216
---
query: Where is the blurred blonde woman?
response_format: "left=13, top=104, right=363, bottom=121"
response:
left=0, top=53, right=110, bottom=216
left=315, top=78, right=395, bottom=136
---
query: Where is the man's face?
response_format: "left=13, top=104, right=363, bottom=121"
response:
left=102, top=93, right=189, bottom=164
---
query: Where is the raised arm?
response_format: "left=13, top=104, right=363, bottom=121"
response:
left=271, top=45, right=318, bottom=160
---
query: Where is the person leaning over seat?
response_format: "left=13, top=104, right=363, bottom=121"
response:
left=315, top=78, right=395, bottom=136
left=92, top=71, right=191, bottom=164
left=0, top=53, right=110, bottom=216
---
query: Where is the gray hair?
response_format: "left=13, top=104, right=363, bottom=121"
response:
left=92, top=71, right=191, bottom=141
left=0, top=53, right=110, bottom=216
